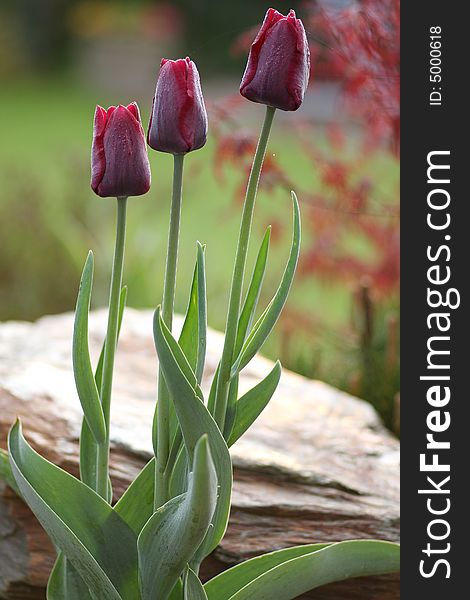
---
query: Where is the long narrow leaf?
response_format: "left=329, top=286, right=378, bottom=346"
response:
left=73, top=252, right=106, bottom=444
left=234, top=226, right=271, bottom=358
left=8, top=421, right=139, bottom=600
left=80, top=286, right=127, bottom=494
left=184, top=568, right=208, bottom=600
left=227, top=361, right=281, bottom=446
left=137, top=436, right=217, bottom=600
left=114, top=458, right=155, bottom=536
left=153, top=309, right=232, bottom=562
left=206, top=540, right=399, bottom=600
left=167, top=245, right=207, bottom=459
left=0, top=448, right=20, bottom=496
left=179, top=242, right=207, bottom=384
left=47, top=554, right=93, bottom=600
left=223, top=376, right=239, bottom=442
left=232, top=193, right=301, bottom=375
left=205, top=543, right=330, bottom=600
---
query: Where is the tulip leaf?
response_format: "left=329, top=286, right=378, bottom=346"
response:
left=234, top=226, right=271, bottom=358
left=79, top=419, right=98, bottom=491
left=205, top=540, right=400, bottom=600
left=165, top=244, right=207, bottom=462
left=227, top=361, right=281, bottom=446
left=73, top=251, right=106, bottom=445
left=179, top=242, right=207, bottom=384
left=184, top=567, right=208, bottom=600
left=114, top=458, right=155, bottom=536
left=8, top=421, right=139, bottom=600
left=209, top=227, right=270, bottom=422
left=80, top=285, right=127, bottom=494
left=153, top=309, right=232, bottom=562
left=232, top=192, right=301, bottom=376
left=0, top=447, right=20, bottom=496
left=47, top=553, right=93, bottom=600
left=159, top=312, right=203, bottom=400
left=137, top=436, right=217, bottom=600
left=223, top=376, right=239, bottom=441
left=168, top=444, right=188, bottom=498
left=205, top=543, right=330, bottom=600
left=206, top=363, right=220, bottom=416
left=169, top=579, right=184, bottom=600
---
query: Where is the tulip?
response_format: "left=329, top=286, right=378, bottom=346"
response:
left=147, top=57, right=208, bottom=154
left=240, top=8, right=310, bottom=112
left=91, top=102, right=151, bottom=198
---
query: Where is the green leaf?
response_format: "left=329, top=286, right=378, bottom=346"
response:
left=153, top=309, right=232, bottom=562
left=0, top=448, right=21, bottom=496
left=184, top=567, right=208, bottom=600
left=80, top=286, right=127, bottom=493
left=169, top=579, right=184, bottom=600
left=232, top=192, right=301, bottom=376
left=137, top=436, right=217, bottom=600
left=159, top=312, right=203, bottom=400
left=234, top=226, right=271, bottom=358
left=168, top=444, right=188, bottom=498
left=223, top=376, right=239, bottom=442
left=73, top=252, right=106, bottom=445
left=227, top=362, right=281, bottom=447
left=205, top=540, right=399, bottom=600
left=205, top=543, right=330, bottom=600
left=206, top=364, right=220, bottom=416
left=79, top=419, right=98, bottom=491
left=114, top=458, right=155, bottom=537
left=208, top=226, right=269, bottom=423
left=47, top=554, right=93, bottom=600
left=179, top=242, right=207, bottom=384
left=8, top=421, right=139, bottom=600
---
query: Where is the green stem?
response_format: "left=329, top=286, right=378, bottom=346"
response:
left=154, top=153, right=185, bottom=510
left=213, top=106, right=276, bottom=429
left=96, top=196, right=128, bottom=500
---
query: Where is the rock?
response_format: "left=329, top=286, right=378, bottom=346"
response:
left=0, top=310, right=399, bottom=599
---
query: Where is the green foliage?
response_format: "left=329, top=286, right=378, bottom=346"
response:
left=72, top=251, right=106, bottom=445
left=232, top=192, right=301, bottom=376
left=8, top=421, right=139, bottom=599
left=137, top=436, right=217, bottom=600
left=205, top=540, right=399, bottom=600
left=184, top=568, right=207, bottom=600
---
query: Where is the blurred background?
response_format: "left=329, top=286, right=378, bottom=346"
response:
left=0, top=0, right=399, bottom=432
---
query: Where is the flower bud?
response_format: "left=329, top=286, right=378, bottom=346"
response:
left=240, top=8, right=310, bottom=112
left=91, top=102, right=151, bottom=198
left=147, top=57, right=208, bottom=154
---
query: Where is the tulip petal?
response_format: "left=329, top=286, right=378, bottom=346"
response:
left=240, top=9, right=310, bottom=112
left=91, top=102, right=151, bottom=198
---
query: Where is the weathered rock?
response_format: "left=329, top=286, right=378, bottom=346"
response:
left=0, top=310, right=399, bottom=599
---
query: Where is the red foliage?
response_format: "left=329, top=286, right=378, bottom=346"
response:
left=211, top=0, right=400, bottom=298
left=311, top=0, right=400, bottom=152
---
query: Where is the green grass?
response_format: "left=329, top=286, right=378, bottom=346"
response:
left=0, top=77, right=399, bottom=429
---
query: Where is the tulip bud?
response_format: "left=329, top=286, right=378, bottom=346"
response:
left=91, top=102, right=151, bottom=198
left=240, top=8, right=310, bottom=112
left=147, top=57, right=208, bottom=154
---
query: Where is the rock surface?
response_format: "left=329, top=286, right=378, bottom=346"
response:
left=0, top=310, right=399, bottom=599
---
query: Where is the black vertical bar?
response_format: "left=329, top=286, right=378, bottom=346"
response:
left=401, top=3, right=467, bottom=597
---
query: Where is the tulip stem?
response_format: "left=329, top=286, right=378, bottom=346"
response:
left=154, top=153, right=185, bottom=510
left=213, top=105, right=276, bottom=430
left=96, top=196, right=128, bottom=500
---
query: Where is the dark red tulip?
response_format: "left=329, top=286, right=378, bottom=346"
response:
left=91, top=102, right=151, bottom=198
left=240, top=8, right=310, bottom=112
left=147, top=57, right=208, bottom=154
